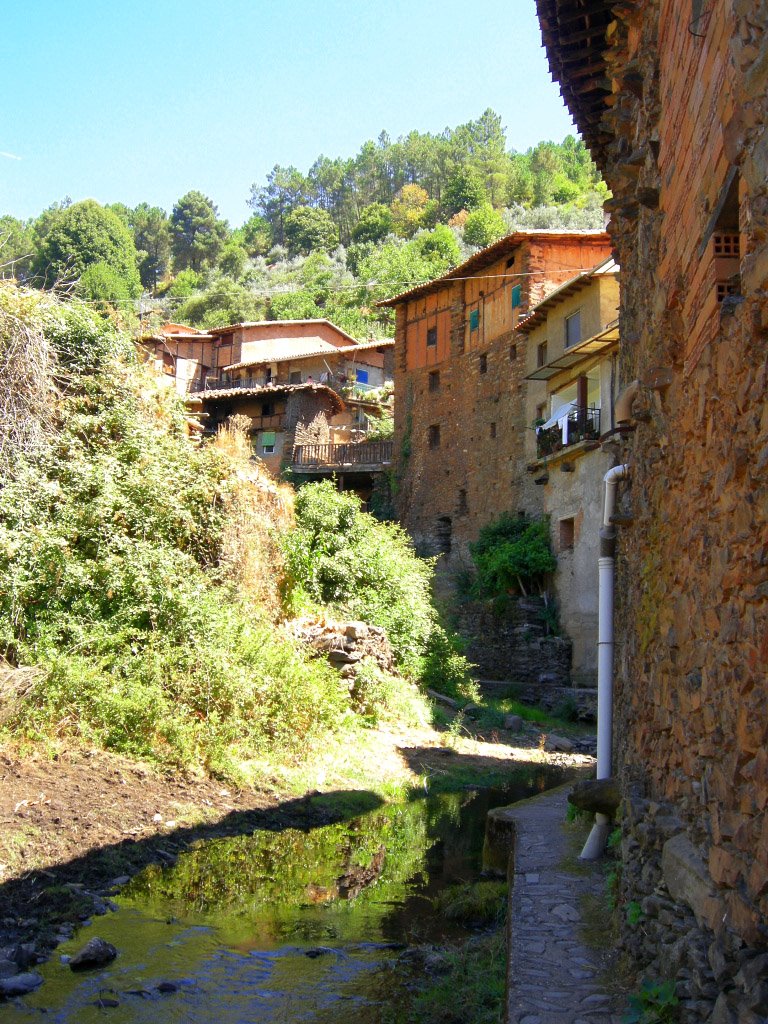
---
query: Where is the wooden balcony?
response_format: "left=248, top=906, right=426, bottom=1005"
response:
left=292, top=440, right=394, bottom=471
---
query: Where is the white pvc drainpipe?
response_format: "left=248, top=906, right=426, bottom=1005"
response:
left=580, top=463, right=630, bottom=860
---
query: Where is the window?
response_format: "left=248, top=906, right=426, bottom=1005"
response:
left=428, top=424, right=441, bottom=449
left=261, top=430, right=276, bottom=455
left=479, top=353, right=488, bottom=374
left=711, top=169, right=741, bottom=305
left=356, top=368, right=369, bottom=384
left=428, top=370, right=440, bottom=392
left=537, top=341, right=548, bottom=368
left=435, top=516, right=452, bottom=554
left=289, top=370, right=302, bottom=384
left=261, top=399, right=275, bottom=417
left=536, top=403, right=546, bottom=422
left=469, top=309, right=480, bottom=331
left=511, top=284, right=522, bottom=308
left=509, top=343, right=517, bottom=361
left=565, top=310, right=581, bottom=348
left=427, top=326, right=437, bottom=347
left=559, top=517, right=575, bottom=551
left=457, top=489, right=468, bottom=514
left=490, top=422, right=497, bottom=438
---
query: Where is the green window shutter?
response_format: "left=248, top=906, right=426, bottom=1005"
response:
left=261, top=431, right=276, bottom=446
left=469, top=309, right=480, bottom=331
left=511, top=284, right=522, bottom=308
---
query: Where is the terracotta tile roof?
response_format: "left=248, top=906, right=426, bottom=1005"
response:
left=194, top=381, right=345, bottom=414
left=376, top=230, right=611, bottom=307
left=222, top=337, right=393, bottom=373
left=206, top=318, right=360, bottom=344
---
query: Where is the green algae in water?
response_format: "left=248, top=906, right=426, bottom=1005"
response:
left=11, top=765, right=571, bottom=1023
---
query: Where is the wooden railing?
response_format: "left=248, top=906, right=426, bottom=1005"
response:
left=292, top=441, right=394, bottom=468
left=190, top=376, right=269, bottom=393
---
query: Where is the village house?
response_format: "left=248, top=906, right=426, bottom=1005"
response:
left=538, top=0, right=768, bottom=1018
left=138, top=322, right=213, bottom=396
left=519, top=257, right=620, bottom=686
left=378, top=230, right=612, bottom=565
left=142, top=318, right=394, bottom=487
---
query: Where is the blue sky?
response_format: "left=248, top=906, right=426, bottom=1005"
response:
left=0, top=0, right=576, bottom=227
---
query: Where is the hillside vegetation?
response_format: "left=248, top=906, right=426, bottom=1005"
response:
left=1, top=112, right=607, bottom=339
left=0, top=284, right=470, bottom=781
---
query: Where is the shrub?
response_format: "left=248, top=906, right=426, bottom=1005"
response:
left=283, top=481, right=474, bottom=693
left=469, top=513, right=556, bottom=598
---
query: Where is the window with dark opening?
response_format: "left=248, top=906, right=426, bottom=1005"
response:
left=560, top=517, right=575, bottom=551
left=428, top=424, right=441, bottom=449
left=537, top=341, right=548, bottom=368
left=565, top=310, right=581, bottom=348
left=435, top=516, right=452, bottom=554
left=428, top=370, right=440, bottom=392
left=427, top=326, right=437, bottom=347
left=289, top=370, right=302, bottom=384
left=479, top=353, right=488, bottom=374
left=262, top=399, right=275, bottom=417
left=509, top=343, right=517, bottom=361
left=490, top=422, right=497, bottom=438
left=458, top=490, right=468, bottom=515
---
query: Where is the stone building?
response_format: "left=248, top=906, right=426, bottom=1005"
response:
left=140, top=318, right=394, bottom=481
left=378, top=230, right=612, bottom=565
left=520, top=257, right=620, bottom=685
left=537, top=1, right=768, bottom=1018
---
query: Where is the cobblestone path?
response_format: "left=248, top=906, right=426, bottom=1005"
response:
left=502, top=785, right=625, bottom=1024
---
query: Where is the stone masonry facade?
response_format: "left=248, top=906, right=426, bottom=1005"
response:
left=386, top=233, right=611, bottom=566
left=538, top=1, right=768, bottom=1020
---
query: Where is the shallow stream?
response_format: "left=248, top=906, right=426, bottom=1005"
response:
left=10, top=765, right=571, bottom=1023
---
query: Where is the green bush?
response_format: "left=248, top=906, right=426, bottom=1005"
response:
left=0, top=286, right=348, bottom=777
left=283, top=481, right=474, bottom=694
left=469, top=513, right=556, bottom=599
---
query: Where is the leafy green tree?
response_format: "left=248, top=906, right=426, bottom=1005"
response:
left=391, top=184, right=432, bottom=238
left=129, top=203, right=171, bottom=292
left=412, top=224, right=461, bottom=266
left=352, top=203, right=394, bottom=244
left=170, top=191, right=229, bottom=272
left=463, top=204, right=506, bottom=248
left=175, top=276, right=262, bottom=328
left=235, top=214, right=272, bottom=257
left=443, top=167, right=487, bottom=216
left=470, top=514, right=556, bottom=598
left=77, top=261, right=134, bottom=303
left=284, top=206, right=339, bottom=256
left=249, top=164, right=309, bottom=246
left=219, top=241, right=249, bottom=280
left=33, top=199, right=141, bottom=295
left=0, top=215, right=34, bottom=281
left=507, top=155, right=535, bottom=206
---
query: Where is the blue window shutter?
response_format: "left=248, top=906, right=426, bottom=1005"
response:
left=356, top=368, right=369, bottom=383
left=469, top=309, right=480, bottom=331
left=511, top=284, right=522, bottom=308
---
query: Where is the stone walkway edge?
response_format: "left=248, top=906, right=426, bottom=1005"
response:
left=490, top=783, right=624, bottom=1024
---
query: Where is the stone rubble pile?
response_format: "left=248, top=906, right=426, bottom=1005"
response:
left=287, top=616, right=396, bottom=685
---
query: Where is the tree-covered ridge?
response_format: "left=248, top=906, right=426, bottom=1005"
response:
left=0, top=112, right=606, bottom=335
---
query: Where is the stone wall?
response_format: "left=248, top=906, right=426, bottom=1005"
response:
left=587, top=0, right=768, bottom=1016
left=454, top=598, right=591, bottom=716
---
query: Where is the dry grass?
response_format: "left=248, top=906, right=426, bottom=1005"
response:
left=0, top=289, right=57, bottom=476
left=213, top=416, right=295, bottom=616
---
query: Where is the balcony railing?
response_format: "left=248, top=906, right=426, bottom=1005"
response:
left=190, top=376, right=270, bottom=393
left=536, top=406, right=601, bottom=459
left=293, top=440, right=394, bottom=469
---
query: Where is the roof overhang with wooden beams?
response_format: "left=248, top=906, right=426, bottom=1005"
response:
left=195, top=381, right=345, bottom=414
left=516, top=256, right=618, bottom=332
left=376, top=230, right=610, bottom=307
left=536, top=0, right=615, bottom=167
left=525, top=319, right=619, bottom=381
